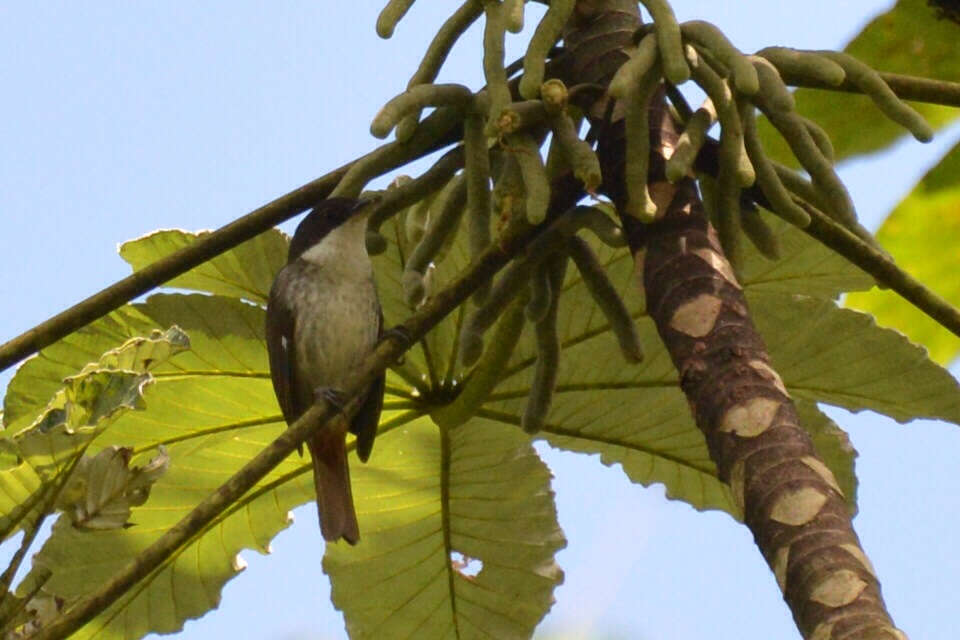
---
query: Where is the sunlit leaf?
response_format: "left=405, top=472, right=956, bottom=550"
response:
left=846, top=141, right=960, bottom=365
left=325, top=416, right=565, bottom=639
left=119, top=228, right=289, bottom=304
left=758, top=0, right=960, bottom=164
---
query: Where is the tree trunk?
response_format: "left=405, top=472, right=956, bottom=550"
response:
left=557, top=2, right=904, bottom=638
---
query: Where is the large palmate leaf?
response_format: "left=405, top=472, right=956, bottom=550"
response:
left=119, top=228, right=289, bottom=304
left=846, top=141, right=960, bottom=365
left=6, top=195, right=958, bottom=640
left=758, top=0, right=960, bottom=165
left=324, top=416, right=565, bottom=639
left=0, top=461, right=44, bottom=540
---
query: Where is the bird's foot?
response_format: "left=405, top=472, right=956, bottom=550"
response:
left=380, top=325, right=413, bottom=365
left=314, top=386, right=347, bottom=410
left=380, top=325, right=413, bottom=348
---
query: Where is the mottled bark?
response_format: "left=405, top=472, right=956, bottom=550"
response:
left=557, top=1, right=904, bottom=638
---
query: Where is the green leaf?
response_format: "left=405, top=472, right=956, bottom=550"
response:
left=845, top=141, right=960, bottom=364
left=56, top=446, right=169, bottom=530
left=324, top=416, right=565, bottom=639
left=119, top=228, right=289, bottom=304
left=0, top=462, right=44, bottom=541
left=21, top=292, right=421, bottom=638
left=10, top=328, right=190, bottom=474
left=476, top=218, right=868, bottom=517
left=758, top=0, right=960, bottom=164
left=752, top=292, right=960, bottom=424
left=3, top=310, right=163, bottom=433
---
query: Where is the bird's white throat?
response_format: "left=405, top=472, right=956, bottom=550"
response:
left=299, top=213, right=371, bottom=271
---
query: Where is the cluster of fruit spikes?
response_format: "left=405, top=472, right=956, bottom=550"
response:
left=343, top=0, right=934, bottom=432
left=324, top=1, right=647, bottom=432
left=611, top=14, right=932, bottom=265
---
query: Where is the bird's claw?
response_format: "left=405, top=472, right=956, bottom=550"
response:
left=380, top=325, right=413, bottom=348
left=315, top=386, right=347, bottom=410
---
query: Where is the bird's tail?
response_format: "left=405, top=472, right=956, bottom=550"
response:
left=307, top=431, right=360, bottom=545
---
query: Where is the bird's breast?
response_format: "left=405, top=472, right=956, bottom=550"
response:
left=289, top=263, right=380, bottom=395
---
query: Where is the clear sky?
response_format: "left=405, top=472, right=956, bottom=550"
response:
left=1, top=2, right=958, bottom=639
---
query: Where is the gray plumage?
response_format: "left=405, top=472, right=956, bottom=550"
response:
left=266, top=198, right=384, bottom=544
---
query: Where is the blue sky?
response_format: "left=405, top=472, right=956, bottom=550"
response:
left=1, top=2, right=958, bottom=639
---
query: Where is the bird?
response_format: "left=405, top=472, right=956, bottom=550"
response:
left=265, top=197, right=384, bottom=544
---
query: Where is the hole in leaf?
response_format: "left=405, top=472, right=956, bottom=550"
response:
left=450, top=551, right=483, bottom=578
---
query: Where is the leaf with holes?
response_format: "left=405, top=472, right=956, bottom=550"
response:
left=324, top=415, right=565, bottom=639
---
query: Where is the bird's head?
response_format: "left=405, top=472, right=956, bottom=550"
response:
left=288, top=197, right=378, bottom=263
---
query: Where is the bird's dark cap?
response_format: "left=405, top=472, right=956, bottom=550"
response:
left=288, top=197, right=379, bottom=262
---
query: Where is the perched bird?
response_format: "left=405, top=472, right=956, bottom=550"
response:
left=265, top=198, right=384, bottom=544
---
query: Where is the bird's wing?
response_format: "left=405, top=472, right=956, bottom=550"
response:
left=349, top=310, right=385, bottom=463
left=266, top=267, right=303, bottom=425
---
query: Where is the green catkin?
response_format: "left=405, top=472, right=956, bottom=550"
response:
left=816, top=50, right=934, bottom=142
left=402, top=175, right=468, bottom=306
left=504, top=0, right=525, bottom=33
left=540, top=79, right=567, bottom=114
left=493, top=151, right=527, bottom=226
left=434, top=298, right=527, bottom=427
left=637, top=0, right=690, bottom=84
left=716, top=136, right=744, bottom=269
left=739, top=205, right=781, bottom=260
left=483, top=2, right=512, bottom=134
left=689, top=48, right=754, bottom=187
left=519, top=0, right=575, bottom=99
left=608, top=33, right=660, bottom=99
left=525, top=260, right=553, bottom=323
left=738, top=102, right=812, bottom=228
left=666, top=103, right=714, bottom=183
left=370, top=84, right=473, bottom=139
left=749, top=59, right=856, bottom=225
left=459, top=255, right=537, bottom=368
left=376, top=0, right=417, bottom=38
left=490, top=100, right=549, bottom=137
left=403, top=192, right=436, bottom=247
left=509, top=134, right=551, bottom=224
left=680, top=20, right=759, bottom=95
left=567, top=237, right=644, bottom=363
left=763, top=107, right=856, bottom=226
left=755, top=47, right=846, bottom=87
left=396, top=0, right=484, bottom=141
left=772, top=162, right=882, bottom=250
left=366, top=146, right=464, bottom=253
left=522, top=251, right=567, bottom=433
left=547, top=109, right=602, bottom=193
left=800, top=115, right=835, bottom=163
left=464, top=113, right=493, bottom=304
left=771, top=162, right=831, bottom=212
left=574, top=206, right=626, bottom=248
left=333, top=106, right=465, bottom=201
left=750, top=56, right=795, bottom=113
left=624, top=65, right=662, bottom=221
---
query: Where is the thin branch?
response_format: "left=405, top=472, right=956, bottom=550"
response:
left=783, top=69, right=960, bottom=108
left=0, top=450, right=86, bottom=619
left=0, top=108, right=466, bottom=374
left=24, top=176, right=584, bottom=640
left=799, top=200, right=960, bottom=337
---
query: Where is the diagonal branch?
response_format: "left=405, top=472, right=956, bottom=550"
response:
left=24, top=174, right=584, bottom=640
left=0, top=108, right=465, bottom=374
left=798, top=200, right=960, bottom=337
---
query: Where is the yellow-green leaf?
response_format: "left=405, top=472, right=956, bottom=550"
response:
left=845, top=141, right=960, bottom=364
